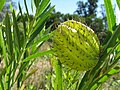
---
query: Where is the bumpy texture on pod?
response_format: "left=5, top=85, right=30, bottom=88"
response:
left=52, top=20, right=100, bottom=71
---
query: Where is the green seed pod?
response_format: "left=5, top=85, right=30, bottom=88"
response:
left=52, top=20, right=100, bottom=71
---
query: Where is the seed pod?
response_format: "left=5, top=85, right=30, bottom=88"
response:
left=52, top=20, right=100, bottom=71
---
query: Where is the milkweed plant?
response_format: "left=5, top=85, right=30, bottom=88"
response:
left=51, top=0, right=120, bottom=90
left=0, top=0, right=120, bottom=90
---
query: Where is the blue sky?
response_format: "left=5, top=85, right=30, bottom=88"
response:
left=13, top=0, right=120, bottom=24
left=12, top=0, right=105, bottom=15
left=50, top=0, right=104, bottom=14
left=50, top=0, right=79, bottom=14
left=13, top=0, right=81, bottom=14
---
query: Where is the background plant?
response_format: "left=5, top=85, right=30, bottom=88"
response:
left=0, top=0, right=54, bottom=89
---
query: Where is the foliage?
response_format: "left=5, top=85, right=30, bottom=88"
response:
left=0, top=0, right=16, bottom=21
left=0, top=0, right=120, bottom=90
left=75, top=0, right=98, bottom=17
left=46, top=10, right=85, bottom=32
left=0, top=0, right=6, bottom=12
left=52, top=0, right=120, bottom=90
left=0, top=0, right=54, bottom=89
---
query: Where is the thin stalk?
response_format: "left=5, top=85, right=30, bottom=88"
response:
left=53, top=58, right=62, bottom=90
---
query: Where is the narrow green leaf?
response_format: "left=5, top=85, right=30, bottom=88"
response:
left=52, top=57, right=62, bottom=90
left=5, top=64, right=12, bottom=90
left=98, top=75, right=109, bottom=83
left=108, top=66, right=120, bottom=75
left=28, top=33, right=53, bottom=48
left=0, top=25, right=8, bottom=66
left=90, top=84, right=98, bottom=90
left=0, top=66, right=5, bottom=90
left=28, top=6, right=54, bottom=45
left=37, top=2, right=51, bottom=20
left=0, top=0, right=6, bottom=11
left=15, top=62, right=29, bottom=84
left=115, top=43, right=120, bottom=59
left=78, top=71, right=91, bottom=90
left=31, top=0, right=33, bottom=13
left=23, top=68, right=38, bottom=81
left=0, top=79, right=4, bottom=90
left=33, top=6, right=54, bottom=34
left=19, top=3, right=27, bottom=38
left=41, top=24, right=53, bottom=35
left=5, top=12, right=13, bottom=58
left=28, top=20, right=45, bottom=45
left=10, top=61, right=18, bottom=87
left=34, top=0, right=41, bottom=8
left=36, top=0, right=50, bottom=17
left=9, top=2, right=13, bottom=12
left=24, top=0, right=29, bottom=17
left=22, top=50, right=52, bottom=62
left=104, top=25, right=120, bottom=52
left=12, top=10, right=21, bottom=51
left=91, top=66, right=120, bottom=89
left=116, top=0, right=120, bottom=9
left=104, top=0, right=116, bottom=32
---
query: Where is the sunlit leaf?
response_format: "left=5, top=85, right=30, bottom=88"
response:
left=116, top=0, right=120, bottom=9
left=52, top=57, right=62, bottom=90
left=5, top=12, right=13, bottom=58
left=0, top=25, right=7, bottom=66
left=36, top=0, right=50, bottom=17
left=34, top=0, right=41, bottom=8
left=0, top=0, right=6, bottom=11
left=104, top=0, right=116, bottom=32
left=12, top=10, right=21, bottom=51
left=22, top=50, right=52, bottom=62
left=23, top=68, right=38, bottom=81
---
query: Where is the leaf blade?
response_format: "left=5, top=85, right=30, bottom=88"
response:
left=116, top=0, right=120, bottom=9
left=5, top=12, right=13, bottom=59
left=0, top=0, right=6, bottom=11
left=104, top=0, right=116, bottom=32
left=12, top=10, right=21, bottom=51
left=0, top=25, right=8, bottom=66
left=27, top=6, right=54, bottom=46
left=22, top=50, right=52, bottom=62
left=36, top=0, right=50, bottom=17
